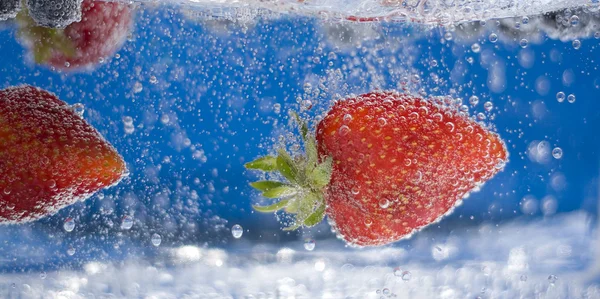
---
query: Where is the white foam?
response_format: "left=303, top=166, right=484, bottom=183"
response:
left=132, top=0, right=598, bottom=25
left=0, top=211, right=597, bottom=298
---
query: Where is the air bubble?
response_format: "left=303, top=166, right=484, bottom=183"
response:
left=556, top=92, right=565, bottom=103
left=122, top=116, right=133, bottom=125
left=444, top=32, right=453, bottom=41
left=573, top=40, right=581, bottom=50
left=382, top=288, right=391, bottom=295
left=570, top=15, right=579, bottom=26
left=67, top=246, right=76, bottom=256
left=149, top=76, right=158, bottom=84
left=231, top=224, right=243, bottom=238
left=63, top=218, right=75, bottom=232
left=477, top=113, right=486, bottom=120
left=338, top=125, right=350, bottom=136
left=379, top=199, right=390, bottom=209
left=133, top=82, right=143, bottom=93
left=160, top=114, right=170, bottom=124
left=70, top=103, right=85, bottom=117
left=402, top=271, right=412, bottom=281
left=304, top=238, right=316, bottom=251
left=519, top=39, right=528, bottom=48
left=552, top=147, right=563, bottom=159
left=548, top=274, right=558, bottom=284
left=412, top=74, right=421, bottom=83
left=120, top=215, right=134, bottom=230
left=567, top=94, right=576, bottom=103
left=522, top=16, right=529, bottom=24
left=411, top=171, right=423, bottom=183
left=151, top=233, right=162, bottom=247
left=300, top=100, right=313, bottom=111
left=273, top=103, right=281, bottom=114
left=489, top=33, right=498, bottom=43
left=520, top=274, right=528, bottom=281
left=469, top=95, right=479, bottom=106
left=483, top=101, right=493, bottom=111
left=378, top=117, right=387, bottom=126
left=495, top=158, right=506, bottom=169
left=471, top=43, right=481, bottom=53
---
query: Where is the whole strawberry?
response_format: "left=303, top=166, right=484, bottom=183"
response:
left=0, top=85, right=126, bottom=223
left=246, top=92, right=508, bottom=246
left=17, top=0, right=133, bottom=71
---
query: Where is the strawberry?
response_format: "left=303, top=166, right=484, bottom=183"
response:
left=246, top=92, right=508, bottom=246
left=0, top=85, right=126, bottom=223
left=17, top=0, right=133, bottom=71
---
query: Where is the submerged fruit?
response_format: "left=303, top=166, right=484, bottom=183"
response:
left=18, top=0, right=133, bottom=71
left=0, top=85, right=127, bottom=223
left=246, top=91, right=508, bottom=246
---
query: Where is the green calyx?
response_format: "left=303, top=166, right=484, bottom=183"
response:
left=16, top=8, right=76, bottom=64
left=245, top=112, right=333, bottom=231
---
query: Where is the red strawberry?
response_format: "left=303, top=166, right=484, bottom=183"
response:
left=0, top=85, right=126, bottom=223
left=246, top=91, right=508, bottom=246
left=17, top=0, right=133, bottom=71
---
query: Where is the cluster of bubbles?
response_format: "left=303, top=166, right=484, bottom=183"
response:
left=393, top=267, right=412, bottom=281
left=375, top=288, right=395, bottom=298
left=556, top=91, right=576, bottom=103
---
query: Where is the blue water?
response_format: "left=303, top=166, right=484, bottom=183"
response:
left=0, top=4, right=599, bottom=297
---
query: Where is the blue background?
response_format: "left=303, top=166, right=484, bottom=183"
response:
left=0, top=5, right=598, bottom=270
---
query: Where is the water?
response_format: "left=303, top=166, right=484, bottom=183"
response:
left=0, top=0, right=599, bottom=297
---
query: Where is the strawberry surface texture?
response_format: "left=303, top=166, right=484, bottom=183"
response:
left=316, top=92, right=508, bottom=246
left=0, top=85, right=126, bottom=223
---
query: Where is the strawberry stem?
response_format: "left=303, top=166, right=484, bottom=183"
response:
left=16, top=7, right=76, bottom=64
left=245, top=111, right=333, bottom=230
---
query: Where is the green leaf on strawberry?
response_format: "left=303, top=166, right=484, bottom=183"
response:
left=246, top=112, right=332, bottom=230
left=245, top=156, right=278, bottom=171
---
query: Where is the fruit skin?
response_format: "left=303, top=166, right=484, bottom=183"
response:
left=0, top=0, right=21, bottom=21
left=316, top=92, right=508, bottom=246
left=0, top=85, right=126, bottom=223
left=26, top=0, right=82, bottom=28
left=18, top=0, right=133, bottom=71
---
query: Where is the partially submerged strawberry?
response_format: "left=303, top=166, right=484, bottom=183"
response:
left=0, top=85, right=126, bottom=223
left=246, top=91, right=508, bottom=246
left=17, top=0, right=133, bottom=71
